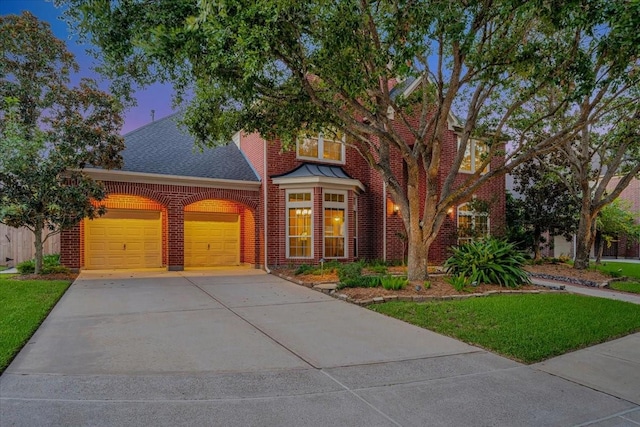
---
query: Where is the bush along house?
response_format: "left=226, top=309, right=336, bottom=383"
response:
left=61, top=80, right=505, bottom=271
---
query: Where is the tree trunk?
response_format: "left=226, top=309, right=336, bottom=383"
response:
left=406, top=228, right=428, bottom=281
left=574, top=201, right=596, bottom=270
left=533, top=225, right=542, bottom=261
left=594, top=232, right=603, bottom=265
left=34, top=225, right=44, bottom=275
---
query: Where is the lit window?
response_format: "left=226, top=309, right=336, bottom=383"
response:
left=287, top=191, right=313, bottom=258
left=323, top=191, right=347, bottom=258
left=297, top=129, right=345, bottom=163
left=457, top=203, right=489, bottom=245
left=459, top=138, right=489, bottom=174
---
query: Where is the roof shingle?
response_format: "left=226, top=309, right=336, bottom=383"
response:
left=116, top=113, right=259, bottom=182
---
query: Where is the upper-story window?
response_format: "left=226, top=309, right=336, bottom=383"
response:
left=297, top=130, right=345, bottom=164
left=459, top=138, right=489, bottom=174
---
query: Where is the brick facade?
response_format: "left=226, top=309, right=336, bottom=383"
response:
left=237, top=120, right=506, bottom=268
left=61, top=181, right=260, bottom=271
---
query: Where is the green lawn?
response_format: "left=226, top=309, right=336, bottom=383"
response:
left=594, top=261, right=640, bottom=279
left=370, top=294, right=640, bottom=364
left=609, top=281, right=640, bottom=294
left=0, top=277, right=71, bottom=373
left=0, top=266, right=7, bottom=272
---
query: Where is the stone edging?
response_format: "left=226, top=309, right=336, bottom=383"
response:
left=275, top=273, right=562, bottom=306
left=526, top=272, right=615, bottom=288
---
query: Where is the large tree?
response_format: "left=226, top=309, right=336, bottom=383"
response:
left=514, top=2, right=640, bottom=270
left=60, top=0, right=639, bottom=279
left=0, top=12, right=123, bottom=274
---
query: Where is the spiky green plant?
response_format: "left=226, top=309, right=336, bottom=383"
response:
left=444, top=239, right=531, bottom=288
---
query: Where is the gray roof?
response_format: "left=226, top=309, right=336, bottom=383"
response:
left=271, top=163, right=354, bottom=180
left=116, top=113, right=259, bottom=181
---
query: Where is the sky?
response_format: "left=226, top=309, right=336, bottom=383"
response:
left=1, top=0, right=176, bottom=134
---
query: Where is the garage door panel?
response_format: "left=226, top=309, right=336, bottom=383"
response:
left=85, top=210, right=162, bottom=270
left=184, top=213, right=240, bottom=267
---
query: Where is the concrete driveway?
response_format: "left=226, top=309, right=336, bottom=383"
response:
left=1, top=269, right=638, bottom=426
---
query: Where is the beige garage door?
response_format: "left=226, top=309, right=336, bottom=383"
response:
left=184, top=212, right=240, bottom=267
left=85, top=209, right=162, bottom=269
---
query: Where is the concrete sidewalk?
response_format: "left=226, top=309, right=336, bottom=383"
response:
left=1, top=269, right=638, bottom=426
left=532, top=277, right=640, bottom=304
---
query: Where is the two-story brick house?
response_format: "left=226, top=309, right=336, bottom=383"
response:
left=61, top=83, right=505, bottom=271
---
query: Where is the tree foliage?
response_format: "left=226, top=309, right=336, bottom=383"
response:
left=59, top=0, right=640, bottom=279
left=0, top=12, right=124, bottom=274
left=508, top=155, right=579, bottom=260
left=510, top=2, right=640, bottom=269
left=594, top=200, right=640, bottom=264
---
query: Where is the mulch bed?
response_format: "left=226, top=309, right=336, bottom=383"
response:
left=524, top=263, right=611, bottom=283
left=274, top=266, right=545, bottom=302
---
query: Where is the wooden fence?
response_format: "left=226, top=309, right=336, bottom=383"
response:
left=0, top=224, right=60, bottom=267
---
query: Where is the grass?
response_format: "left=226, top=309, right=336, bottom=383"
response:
left=0, top=276, right=71, bottom=373
left=370, top=294, right=640, bottom=364
left=0, top=266, right=7, bottom=272
left=609, top=281, right=640, bottom=294
left=594, top=261, right=640, bottom=279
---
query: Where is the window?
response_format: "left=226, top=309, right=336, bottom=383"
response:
left=457, top=203, right=489, bottom=245
left=297, top=129, right=345, bottom=163
left=459, top=138, right=489, bottom=174
left=323, top=191, right=347, bottom=258
left=287, top=191, right=313, bottom=258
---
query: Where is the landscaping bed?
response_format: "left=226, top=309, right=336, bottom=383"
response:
left=276, top=264, right=545, bottom=304
left=524, top=263, right=611, bottom=283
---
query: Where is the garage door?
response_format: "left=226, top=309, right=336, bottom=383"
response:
left=85, top=209, right=162, bottom=269
left=184, top=212, right=240, bottom=267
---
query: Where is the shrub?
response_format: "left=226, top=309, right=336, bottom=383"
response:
left=423, top=280, right=431, bottom=290
left=380, top=275, right=408, bottom=290
left=447, top=274, right=471, bottom=292
left=444, top=238, right=530, bottom=288
left=17, top=254, right=68, bottom=275
left=337, top=275, right=381, bottom=289
left=294, top=264, right=314, bottom=275
left=367, top=265, right=388, bottom=275
left=337, top=261, right=363, bottom=282
left=16, top=259, right=35, bottom=274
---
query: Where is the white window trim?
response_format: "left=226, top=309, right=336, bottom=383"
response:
left=458, top=137, right=489, bottom=175
left=322, top=189, right=348, bottom=259
left=456, top=203, right=490, bottom=245
left=286, top=189, right=314, bottom=259
left=296, top=131, right=346, bottom=165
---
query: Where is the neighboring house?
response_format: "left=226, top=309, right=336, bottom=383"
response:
left=61, top=82, right=505, bottom=271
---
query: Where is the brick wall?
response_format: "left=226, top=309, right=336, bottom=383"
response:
left=242, top=123, right=506, bottom=268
